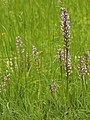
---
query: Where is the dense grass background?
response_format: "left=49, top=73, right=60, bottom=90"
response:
left=0, top=0, right=90, bottom=119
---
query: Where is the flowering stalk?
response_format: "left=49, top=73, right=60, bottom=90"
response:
left=6, top=58, right=17, bottom=73
left=49, top=83, right=56, bottom=92
left=78, top=56, right=87, bottom=79
left=16, top=36, right=25, bottom=55
left=0, top=74, right=10, bottom=93
left=16, top=36, right=25, bottom=73
left=78, top=55, right=87, bottom=101
left=78, top=56, right=88, bottom=105
left=61, top=8, right=71, bottom=98
left=32, top=45, right=41, bottom=99
left=61, top=8, right=71, bottom=79
left=32, top=45, right=41, bottom=72
left=32, top=46, right=38, bottom=59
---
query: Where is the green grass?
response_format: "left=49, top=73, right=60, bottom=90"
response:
left=0, top=0, right=90, bottom=119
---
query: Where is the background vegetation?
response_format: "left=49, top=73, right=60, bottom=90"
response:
left=0, top=0, right=90, bottom=119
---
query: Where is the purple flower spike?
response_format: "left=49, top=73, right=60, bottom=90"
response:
left=16, top=36, right=24, bottom=54
left=61, top=8, right=70, bottom=41
left=60, top=8, right=71, bottom=79
left=78, top=56, right=87, bottom=78
left=32, top=46, right=38, bottom=58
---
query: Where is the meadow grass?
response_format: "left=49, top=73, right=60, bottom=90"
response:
left=0, top=0, right=90, bottom=119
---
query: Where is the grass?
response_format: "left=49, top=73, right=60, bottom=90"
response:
left=0, top=0, right=90, bottom=119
